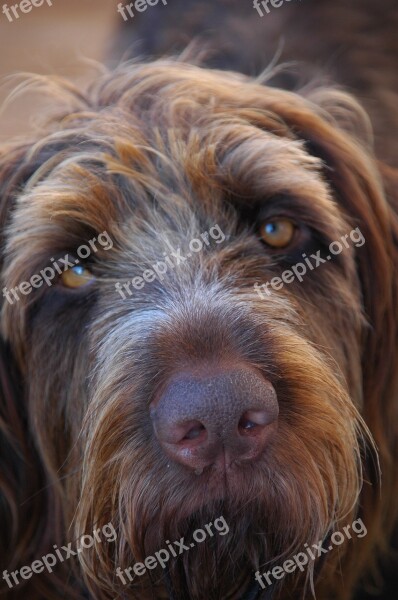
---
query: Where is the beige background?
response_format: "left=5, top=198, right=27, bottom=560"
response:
left=0, top=0, right=119, bottom=140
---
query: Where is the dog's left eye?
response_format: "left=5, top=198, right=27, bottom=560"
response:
left=60, top=265, right=95, bottom=288
left=259, top=218, right=296, bottom=249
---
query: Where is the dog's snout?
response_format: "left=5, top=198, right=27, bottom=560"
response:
left=150, top=368, right=279, bottom=470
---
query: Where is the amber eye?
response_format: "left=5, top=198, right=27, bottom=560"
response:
left=259, top=219, right=296, bottom=249
left=60, top=265, right=95, bottom=289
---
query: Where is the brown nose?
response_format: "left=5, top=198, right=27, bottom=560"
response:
left=150, top=368, right=278, bottom=471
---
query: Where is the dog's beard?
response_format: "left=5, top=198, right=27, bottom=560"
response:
left=74, top=315, right=370, bottom=600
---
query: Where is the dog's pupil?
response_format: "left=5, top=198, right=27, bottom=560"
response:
left=73, top=266, right=85, bottom=276
left=265, top=223, right=278, bottom=235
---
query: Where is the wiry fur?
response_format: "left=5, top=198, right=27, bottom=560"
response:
left=0, top=59, right=397, bottom=600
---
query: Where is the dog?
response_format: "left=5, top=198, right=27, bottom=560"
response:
left=1, top=4, right=398, bottom=600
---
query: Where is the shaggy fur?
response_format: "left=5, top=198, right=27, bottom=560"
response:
left=0, top=54, right=397, bottom=600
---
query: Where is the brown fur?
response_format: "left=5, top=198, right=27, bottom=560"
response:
left=0, top=58, right=397, bottom=600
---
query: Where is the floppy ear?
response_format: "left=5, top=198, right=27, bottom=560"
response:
left=0, top=143, right=40, bottom=574
left=0, top=145, right=84, bottom=599
left=281, top=89, right=398, bottom=586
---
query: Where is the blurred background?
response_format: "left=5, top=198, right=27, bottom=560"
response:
left=0, top=0, right=118, bottom=140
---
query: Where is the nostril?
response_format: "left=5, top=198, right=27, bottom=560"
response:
left=239, top=417, right=258, bottom=432
left=239, top=410, right=275, bottom=433
left=182, top=421, right=206, bottom=442
left=165, top=420, right=208, bottom=446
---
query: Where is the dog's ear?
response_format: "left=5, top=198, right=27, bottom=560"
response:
left=0, top=144, right=82, bottom=599
left=0, top=143, right=39, bottom=569
left=285, top=88, right=398, bottom=581
left=297, top=91, right=398, bottom=442
left=0, top=336, right=39, bottom=576
left=0, top=342, right=73, bottom=599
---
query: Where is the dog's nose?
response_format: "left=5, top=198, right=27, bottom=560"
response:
left=150, top=368, right=278, bottom=471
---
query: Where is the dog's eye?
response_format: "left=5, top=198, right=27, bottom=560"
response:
left=60, top=265, right=95, bottom=288
left=259, top=219, right=296, bottom=249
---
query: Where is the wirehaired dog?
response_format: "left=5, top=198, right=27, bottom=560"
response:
left=1, top=20, right=398, bottom=600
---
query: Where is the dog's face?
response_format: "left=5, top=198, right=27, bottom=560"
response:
left=1, top=62, right=397, bottom=600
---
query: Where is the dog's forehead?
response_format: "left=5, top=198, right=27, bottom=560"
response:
left=11, top=129, right=341, bottom=253
left=5, top=63, right=347, bottom=258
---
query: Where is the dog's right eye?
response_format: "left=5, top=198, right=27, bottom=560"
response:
left=60, top=265, right=96, bottom=289
left=259, top=218, right=296, bottom=249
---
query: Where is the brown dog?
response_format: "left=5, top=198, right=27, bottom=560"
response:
left=1, top=7, right=398, bottom=600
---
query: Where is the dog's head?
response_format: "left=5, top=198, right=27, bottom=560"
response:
left=0, top=61, right=397, bottom=600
